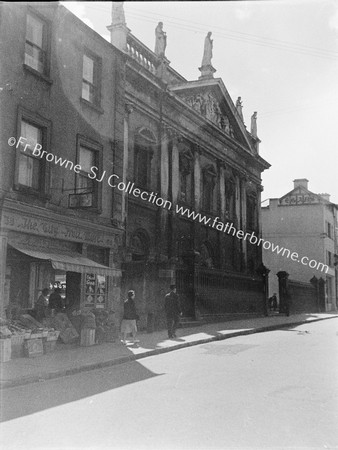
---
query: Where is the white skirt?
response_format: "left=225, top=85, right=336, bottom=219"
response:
left=121, top=319, right=137, bottom=333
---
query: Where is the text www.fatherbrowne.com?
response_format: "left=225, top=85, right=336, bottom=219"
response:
left=7, top=136, right=329, bottom=274
left=176, top=205, right=329, bottom=274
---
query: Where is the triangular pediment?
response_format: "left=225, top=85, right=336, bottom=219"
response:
left=279, top=185, right=321, bottom=206
left=169, top=78, right=255, bottom=151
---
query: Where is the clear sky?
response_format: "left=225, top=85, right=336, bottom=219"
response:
left=63, top=1, right=338, bottom=204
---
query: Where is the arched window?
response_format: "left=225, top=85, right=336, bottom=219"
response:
left=225, top=176, right=236, bottom=219
left=202, top=165, right=217, bottom=212
left=134, top=127, right=156, bottom=190
left=130, top=230, right=149, bottom=261
left=246, top=190, right=257, bottom=231
left=179, top=150, right=193, bottom=203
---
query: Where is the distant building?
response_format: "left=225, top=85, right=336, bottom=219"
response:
left=262, top=179, right=338, bottom=312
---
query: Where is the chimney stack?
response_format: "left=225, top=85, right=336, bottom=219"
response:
left=293, top=178, right=309, bottom=190
left=319, top=193, right=330, bottom=202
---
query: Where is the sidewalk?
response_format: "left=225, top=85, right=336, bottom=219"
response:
left=1, top=312, right=337, bottom=389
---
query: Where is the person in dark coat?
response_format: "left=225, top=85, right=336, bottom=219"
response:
left=34, top=288, right=49, bottom=322
left=48, top=287, right=63, bottom=312
left=164, top=284, right=181, bottom=339
left=121, top=290, right=139, bottom=344
left=268, top=293, right=278, bottom=311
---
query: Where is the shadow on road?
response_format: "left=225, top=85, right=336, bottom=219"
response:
left=1, top=360, right=163, bottom=423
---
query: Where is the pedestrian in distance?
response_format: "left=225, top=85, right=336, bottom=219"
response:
left=164, top=284, right=181, bottom=339
left=121, top=290, right=139, bottom=345
left=268, top=293, right=278, bottom=312
left=34, top=288, right=49, bottom=322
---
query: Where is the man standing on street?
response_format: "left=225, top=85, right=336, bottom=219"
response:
left=164, top=284, right=181, bottom=339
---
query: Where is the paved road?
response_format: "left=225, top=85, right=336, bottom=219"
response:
left=1, top=319, right=338, bottom=450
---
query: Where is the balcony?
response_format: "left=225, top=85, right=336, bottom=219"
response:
left=126, top=33, right=158, bottom=75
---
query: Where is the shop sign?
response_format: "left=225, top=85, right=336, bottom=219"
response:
left=280, top=194, right=318, bottom=206
left=2, top=210, right=120, bottom=248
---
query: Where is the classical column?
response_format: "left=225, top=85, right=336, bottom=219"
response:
left=171, top=133, right=180, bottom=206
left=121, top=104, right=133, bottom=225
left=194, top=146, right=201, bottom=211
left=160, top=128, right=169, bottom=202
left=0, top=233, right=8, bottom=316
left=219, top=162, right=226, bottom=221
left=239, top=174, right=248, bottom=271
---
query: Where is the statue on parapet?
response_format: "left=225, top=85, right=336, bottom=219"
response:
left=155, top=22, right=167, bottom=57
left=251, top=111, right=258, bottom=137
left=201, top=31, right=213, bottom=66
left=199, top=32, right=216, bottom=79
left=236, top=97, right=244, bottom=121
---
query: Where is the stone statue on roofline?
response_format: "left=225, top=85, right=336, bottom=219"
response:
left=154, top=22, right=167, bottom=57
left=251, top=111, right=258, bottom=138
left=199, top=31, right=216, bottom=80
left=236, top=97, right=244, bottom=121
left=201, top=31, right=213, bottom=66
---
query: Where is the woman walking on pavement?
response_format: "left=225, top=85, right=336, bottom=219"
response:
left=121, top=290, right=139, bottom=345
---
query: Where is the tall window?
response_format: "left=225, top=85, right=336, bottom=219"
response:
left=179, top=152, right=193, bottom=203
left=25, top=13, right=48, bottom=74
left=202, top=166, right=216, bottom=212
left=225, top=177, right=236, bottom=219
left=18, top=120, right=44, bottom=190
left=134, top=128, right=156, bottom=191
left=246, top=192, right=257, bottom=231
left=76, top=146, right=95, bottom=194
left=73, top=137, right=102, bottom=209
left=82, top=54, right=100, bottom=105
left=134, top=145, right=150, bottom=189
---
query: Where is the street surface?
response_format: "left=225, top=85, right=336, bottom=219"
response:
left=1, top=319, right=338, bottom=450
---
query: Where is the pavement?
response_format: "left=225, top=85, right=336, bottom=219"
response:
left=1, top=312, right=337, bottom=389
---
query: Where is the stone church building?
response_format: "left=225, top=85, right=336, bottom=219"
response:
left=109, top=4, right=270, bottom=328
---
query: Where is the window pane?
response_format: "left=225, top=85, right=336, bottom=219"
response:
left=79, top=146, right=95, bottom=173
left=27, top=14, right=43, bottom=48
left=83, top=55, right=94, bottom=83
left=25, top=43, right=44, bottom=72
left=18, top=154, right=40, bottom=189
left=82, top=81, right=94, bottom=103
left=136, top=149, right=148, bottom=188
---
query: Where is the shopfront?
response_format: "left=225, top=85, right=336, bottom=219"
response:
left=1, top=200, right=122, bottom=317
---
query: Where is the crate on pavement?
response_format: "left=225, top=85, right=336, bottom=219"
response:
left=24, top=338, right=43, bottom=358
left=47, top=330, right=60, bottom=341
left=0, top=338, right=11, bottom=362
left=43, top=339, right=57, bottom=353
left=11, top=333, right=25, bottom=358
left=80, top=329, right=95, bottom=346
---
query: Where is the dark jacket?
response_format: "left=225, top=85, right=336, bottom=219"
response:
left=49, top=292, right=63, bottom=310
left=123, top=298, right=138, bottom=320
left=164, top=291, right=181, bottom=317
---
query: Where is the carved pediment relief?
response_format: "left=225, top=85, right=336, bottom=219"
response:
left=181, top=92, right=236, bottom=138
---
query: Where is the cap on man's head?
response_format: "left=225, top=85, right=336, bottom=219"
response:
left=170, top=284, right=176, bottom=290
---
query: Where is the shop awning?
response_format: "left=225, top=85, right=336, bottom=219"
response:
left=10, top=245, right=120, bottom=277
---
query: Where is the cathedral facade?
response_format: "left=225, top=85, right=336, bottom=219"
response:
left=108, top=5, right=270, bottom=328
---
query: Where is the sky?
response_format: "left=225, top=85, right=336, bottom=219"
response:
left=63, top=0, right=338, bottom=204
